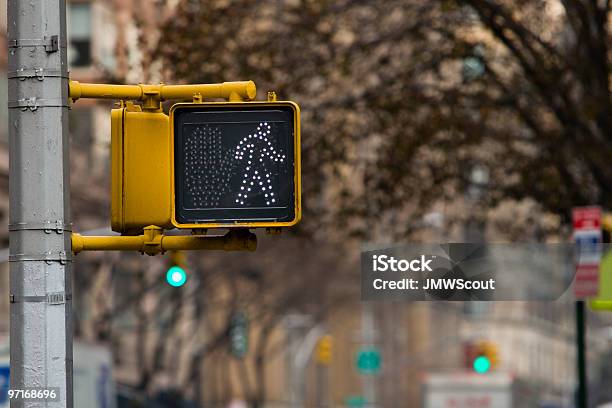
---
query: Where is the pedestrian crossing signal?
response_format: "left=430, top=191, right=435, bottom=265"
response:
left=170, top=102, right=301, bottom=229
left=110, top=99, right=300, bottom=234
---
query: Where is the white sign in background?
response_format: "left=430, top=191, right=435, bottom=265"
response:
left=423, top=372, right=514, bottom=408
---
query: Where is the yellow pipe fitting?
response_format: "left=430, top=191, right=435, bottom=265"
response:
left=142, top=225, right=164, bottom=255
left=71, top=227, right=257, bottom=255
left=228, top=91, right=243, bottom=102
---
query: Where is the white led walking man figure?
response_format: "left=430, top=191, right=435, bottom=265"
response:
left=233, top=122, right=286, bottom=206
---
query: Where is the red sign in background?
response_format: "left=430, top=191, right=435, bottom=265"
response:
left=573, top=206, right=602, bottom=230
left=573, top=206, right=602, bottom=298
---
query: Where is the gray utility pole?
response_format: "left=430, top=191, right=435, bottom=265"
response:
left=8, top=0, right=73, bottom=407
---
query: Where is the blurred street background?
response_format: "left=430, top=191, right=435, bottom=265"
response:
left=1, top=0, right=612, bottom=407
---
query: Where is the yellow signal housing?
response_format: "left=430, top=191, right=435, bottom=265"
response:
left=478, top=341, right=499, bottom=369
left=589, top=251, right=612, bottom=310
left=111, top=102, right=173, bottom=234
left=111, top=100, right=301, bottom=233
left=72, top=79, right=300, bottom=258
left=316, top=335, right=333, bottom=365
left=590, top=214, right=612, bottom=311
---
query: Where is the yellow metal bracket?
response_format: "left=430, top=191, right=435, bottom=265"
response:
left=69, top=80, right=257, bottom=108
left=72, top=226, right=257, bottom=255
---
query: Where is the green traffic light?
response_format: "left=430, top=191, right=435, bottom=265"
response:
left=166, top=265, right=187, bottom=287
left=473, top=355, right=491, bottom=374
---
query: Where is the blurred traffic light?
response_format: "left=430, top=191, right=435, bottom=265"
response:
left=345, top=396, right=367, bottom=407
left=473, top=355, right=491, bottom=374
left=316, top=335, right=333, bottom=365
left=356, top=347, right=382, bottom=375
left=171, top=102, right=301, bottom=229
left=165, top=251, right=187, bottom=287
left=465, top=340, right=498, bottom=374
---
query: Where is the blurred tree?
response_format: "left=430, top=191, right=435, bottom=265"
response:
left=155, top=0, right=610, bottom=236
left=452, top=0, right=611, bottom=214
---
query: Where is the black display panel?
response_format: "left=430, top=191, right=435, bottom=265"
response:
left=173, top=105, right=296, bottom=225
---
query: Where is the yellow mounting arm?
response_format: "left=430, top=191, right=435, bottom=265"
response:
left=69, top=80, right=259, bottom=254
left=72, top=226, right=257, bottom=255
left=69, top=80, right=257, bottom=108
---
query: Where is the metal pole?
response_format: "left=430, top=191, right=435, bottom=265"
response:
left=361, top=303, right=377, bottom=408
left=576, top=300, right=588, bottom=408
left=315, top=363, right=328, bottom=408
left=8, top=0, right=73, bottom=406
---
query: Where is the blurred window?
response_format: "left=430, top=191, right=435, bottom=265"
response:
left=68, top=3, right=92, bottom=67
left=112, top=264, right=137, bottom=328
left=69, top=107, right=92, bottom=150
left=463, top=301, right=490, bottom=316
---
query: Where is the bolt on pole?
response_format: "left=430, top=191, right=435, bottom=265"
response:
left=8, top=0, right=73, bottom=406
